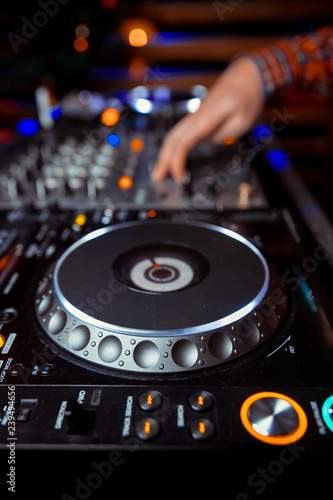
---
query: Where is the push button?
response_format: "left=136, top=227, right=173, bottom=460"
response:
left=189, top=391, right=214, bottom=412
left=240, top=392, right=308, bottom=445
left=136, top=418, right=160, bottom=440
left=190, top=418, right=215, bottom=441
left=138, top=391, right=162, bottom=411
left=322, top=395, right=333, bottom=433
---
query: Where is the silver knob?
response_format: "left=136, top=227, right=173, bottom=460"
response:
left=248, top=397, right=299, bottom=437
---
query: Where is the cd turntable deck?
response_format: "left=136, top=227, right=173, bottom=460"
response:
left=0, top=205, right=332, bottom=453
left=0, top=104, right=333, bottom=467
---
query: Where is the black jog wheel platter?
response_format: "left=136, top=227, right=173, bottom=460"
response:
left=35, top=220, right=287, bottom=374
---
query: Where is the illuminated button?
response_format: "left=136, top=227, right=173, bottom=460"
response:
left=322, top=395, right=333, bottom=433
left=190, top=418, right=215, bottom=441
left=0, top=335, right=5, bottom=349
left=118, top=176, right=133, bottom=190
left=138, top=391, right=162, bottom=411
left=40, top=363, right=54, bottom=376
left=240, top=392, right=308, bottom=445
left=189, top=391, right=214, bottom=412
left=136, top=418, right=160, bottom=440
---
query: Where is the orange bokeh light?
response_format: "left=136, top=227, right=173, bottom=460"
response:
left=74, top=37, right=89, bottom=53
left=101, top=108, right=120, bottom=126
left=223, top=136, right=236, bottom=145
left=129, top=28, right=148, bottom=47
left=130, top=137, right=144, bottom=152
left=129, top=57, right=148, bottom=80
left=118, top=176, right=133, bottom=190
left=101, top=0, right=118, bottom=8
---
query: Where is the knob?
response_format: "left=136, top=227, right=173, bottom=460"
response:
left=240, top=392, right=308, bottom=445
left=248, top=397, right=298, bottom=437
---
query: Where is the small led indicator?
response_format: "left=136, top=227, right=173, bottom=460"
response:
left=199, top=422, right=206, bottom=434
left=0, top=336, right=5, bottom=349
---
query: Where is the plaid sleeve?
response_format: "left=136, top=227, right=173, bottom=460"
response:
left=248, top=25, right=333, bottom=100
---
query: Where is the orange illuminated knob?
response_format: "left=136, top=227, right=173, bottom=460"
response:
left=118, top=176, right=133, bottom=190
left=240, top=392, right=308, bottom=445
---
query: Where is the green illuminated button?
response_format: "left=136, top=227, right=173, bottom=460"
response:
left=322, top=396, right=333, bottom=433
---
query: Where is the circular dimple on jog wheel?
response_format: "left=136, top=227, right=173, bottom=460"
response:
left=240, top=392, right=308, bottom=445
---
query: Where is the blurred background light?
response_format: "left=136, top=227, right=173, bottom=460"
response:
left=132, top=98, right=153, bottom=114
left=252, top=124, right=274, bottom=141
left=186, top=97, right=201, bottom=113
left=15, top=118, right=40, bottom=136
left=129, top=28, right=148, bottom=47
left=74, top=37, right=89, bottom=53
left=265, top=149, right=291, bottom=172
left=101, top=107, right=120, bottom=126
left=101, top=0, right=118, bottom=8
left=75, top=24, right=90, bottom=39
left=107, top=133, right=120, bottom=147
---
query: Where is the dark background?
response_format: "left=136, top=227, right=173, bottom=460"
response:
left=1, top=0, right=333, bottom=221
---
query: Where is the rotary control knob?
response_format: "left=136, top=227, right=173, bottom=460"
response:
left=240, top=392, right=308, bottom=445
left=248, top=397, right=299, bottom=436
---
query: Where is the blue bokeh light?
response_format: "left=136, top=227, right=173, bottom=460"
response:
left=107, top=133, right=120, bottom=147
left=265, top=149, right=291, bottom=172
left=50, top=106, right=62, bottom=120
left=15, top=118, right=40, bottom=136
left=252, top=124, right=274, bottom=141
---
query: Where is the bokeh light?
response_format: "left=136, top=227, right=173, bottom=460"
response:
left=101, top=0, right=118, bottom=8
left=75, top=24, right=90, bottom=39
left=15, top=118, right=40, bottom=136
left=130, top=137, right=144, bottom=152
left=101, top=108, right=120, bottom=126
left=107, top=133, right=120, bottom=147
left=129, top=57, right=148, bottom=80
left=129, top=28, right=148, bottom=47
left=118, top=175, right=133, bottom=190
left=74, top=37, right=89, bottom=53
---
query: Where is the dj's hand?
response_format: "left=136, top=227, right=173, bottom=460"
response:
left=152, top=57, right=265, bottom=183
